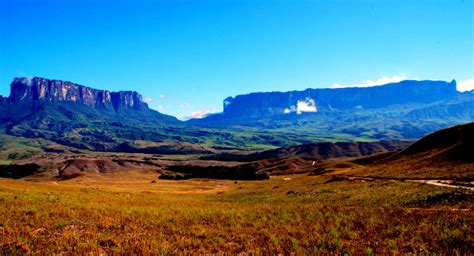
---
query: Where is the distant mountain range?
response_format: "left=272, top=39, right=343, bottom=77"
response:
left=1, top=77, right=473, bottom=153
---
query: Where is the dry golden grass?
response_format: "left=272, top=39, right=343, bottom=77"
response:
left=0, top=172, right=473, bottom=254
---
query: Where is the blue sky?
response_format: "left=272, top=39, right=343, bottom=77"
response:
left=0, top=0, right=473, bottom=119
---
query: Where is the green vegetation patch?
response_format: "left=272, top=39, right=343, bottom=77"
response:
left=403, top=191, right=474, bottom=207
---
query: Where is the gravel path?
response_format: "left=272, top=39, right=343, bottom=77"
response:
left=412, top=180, right=474, bottom=191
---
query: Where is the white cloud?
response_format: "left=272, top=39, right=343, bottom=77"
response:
left=159, top=94, right=166, bottom=100
left=25, top=76, right=33, bottom=86
left=179, top=103, right=191, bottom=109
left=224, top=98, right=233, bottom=107
left=297, top=98, right=317, bottom=114
left=183, top=108, right=219, bottom=120
left=284, top=98, right=318, bottom=114
left=143, top=97, right=153, bottom=103
left=156, top=105, right=165, bottom=111
left=331, top=75, right=407, bottom=89
left=15, top=72, right=33, bottom=85
left=457, top=78, right=474, bottom=92
left=17, top=76, right=33, bottom=86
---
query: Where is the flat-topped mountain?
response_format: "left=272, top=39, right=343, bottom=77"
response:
left=189, top=79, right=474, bottom=141
left=205, top=80, right=458, bottom=119
left=0, top=77, right=178, bottom=123
left=0, top=77, right=184, bottom=151
left=8, top=77, right=148, bottom=112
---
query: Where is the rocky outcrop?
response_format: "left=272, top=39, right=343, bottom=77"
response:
left=8, top=77, right=148, bottom=112
left=222, top=80, right=458, bottom=117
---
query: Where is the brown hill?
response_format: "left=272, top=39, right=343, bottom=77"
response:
left=52, top=158, right=159, bottom=180
left=59, top=159, right=125, bottom=176
left=243, top=157, right=315, bottom=175
left=115, top=141, right=216, bottom=155
left=358, top=123, right=474, bottom=179
left=202, top=140, right=411, bottom=162
left=400, top=122, right=474, bottom=162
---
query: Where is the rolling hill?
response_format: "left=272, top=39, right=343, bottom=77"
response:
left=202, top=140, right=410, bottom=162
left=347, top=122, right=474, bottom=179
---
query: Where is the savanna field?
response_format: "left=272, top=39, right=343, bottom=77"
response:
left=1, top=172, right=472, bottom=254
left=1, top=0, right=473, bottom=254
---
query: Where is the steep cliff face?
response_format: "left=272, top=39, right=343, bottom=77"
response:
left=0, top=76, right=179, bottom=128
left=222, top=80, right=458, bottom=117
left=8, top=77, right=148, bottom=112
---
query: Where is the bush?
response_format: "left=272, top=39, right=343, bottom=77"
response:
left=159, top=173, right=192, bottom=180
left=0, top=164, right=40, bottom=179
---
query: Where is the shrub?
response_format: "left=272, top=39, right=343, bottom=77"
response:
left=158, top=173, right=192, bottom=180
left=0, top=164, right=40, bottom=179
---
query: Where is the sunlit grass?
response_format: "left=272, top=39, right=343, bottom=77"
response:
left=0, top=173, right=472, bottom=254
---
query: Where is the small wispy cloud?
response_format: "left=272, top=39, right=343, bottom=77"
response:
left=331, top=75, right=407, bottom=89
left=156, top=105, right=166, bottom=111
left=143, top=97, right=153, bottom=103
left=16, top=72, right=33, bottom=85
left=159, top=94, right=166, bottom=100
left=183, top=108, right=219, bottom=120
left=25, top=76, right=33, bottom=86
left=284, top=98, right=317, bottom=114
left=457, top=78, right=474, bottom=92
left=17, top=76, right=34, bottom=86
left=179, top=103, right=191, bottom=109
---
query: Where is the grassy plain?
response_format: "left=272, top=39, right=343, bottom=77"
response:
left=0, top=172, right=472, bottom=254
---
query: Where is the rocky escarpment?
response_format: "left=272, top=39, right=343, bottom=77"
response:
left=222, top=80, right=458, bottom=117
left=0, top=77, right=179, bottom=150
left=8, top=77, right=148, bottom=112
